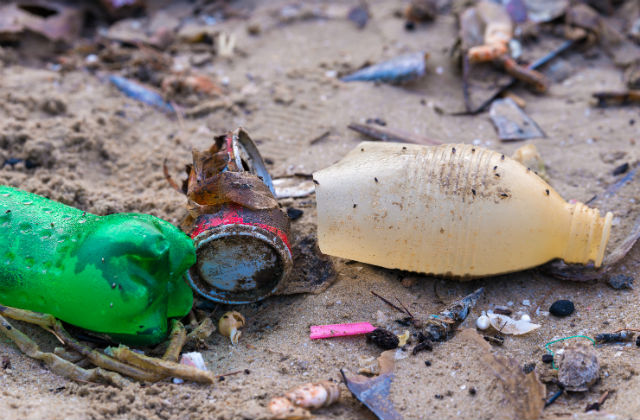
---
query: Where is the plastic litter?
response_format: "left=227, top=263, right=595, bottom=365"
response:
left=109, top=75, right=175, bottom=113
left=489, top=98, right=545, bottom=141
left=310, top=322, right=376, bottom=339
left=486, top=310, right=540, bottom=335
left=0, top=185, right=195, bottom=345
left=341, top=52, right=429, bottom=84
left=313, top=142, right=613, bottom=278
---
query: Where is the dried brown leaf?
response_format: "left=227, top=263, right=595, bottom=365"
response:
left=188, top=171, right=278, bottom=210
left=460, top=329, right=545, bottom=420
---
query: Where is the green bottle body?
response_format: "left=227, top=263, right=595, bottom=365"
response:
left=0, top=186, right=195, bottom=345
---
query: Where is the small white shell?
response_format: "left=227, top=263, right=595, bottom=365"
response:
left=476, top=313, right=491, bottom=330
left=487, top=310, right=540, bottom=335
left=520, top=314, right=531, bottom=322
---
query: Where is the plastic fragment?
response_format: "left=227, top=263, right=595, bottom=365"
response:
left=486, top=310, right=540, bottom=335
left=109, top=75, right=175, bottom=113
left=397, top=330, right=410, bottom=347
left=310, top=322, right=375, bottom=339
left=489, top=98, right=545, bottom=141
left=341, top=52, right=429, bottom=84
left=341, top=350, right=402, bottom=420
left=273, top=177, right=315, bottom=199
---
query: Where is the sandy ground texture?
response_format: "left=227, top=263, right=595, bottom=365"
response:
left=1, top=0, right=640, bottom=419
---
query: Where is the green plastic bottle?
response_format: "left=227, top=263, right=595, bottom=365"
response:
left=0, top=185, right=196, bottom=345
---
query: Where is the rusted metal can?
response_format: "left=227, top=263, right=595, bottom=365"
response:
left=184, top=129, right=293, bottom=304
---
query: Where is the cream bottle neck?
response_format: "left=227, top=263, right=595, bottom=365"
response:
left=562, top=202, right=613, bottom=267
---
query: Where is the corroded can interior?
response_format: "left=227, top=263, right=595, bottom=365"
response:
left=187, top=223, right=292, bottom=304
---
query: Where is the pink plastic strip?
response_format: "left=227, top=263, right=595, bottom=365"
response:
left=309, top=322, right=376, bottom=339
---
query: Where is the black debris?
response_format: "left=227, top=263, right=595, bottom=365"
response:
left=549, top=300, right=574, bottom=317
left=612, top=162, right=629, bottom=176
left=365, top=328, right=399, bottom=350
left=523, top=362, right=536, bottom=374
left=286, top=208, right=304, bottom=220
left=365, top=117, right=387, bottom=126
left=607, top=274, right=634, bottom=290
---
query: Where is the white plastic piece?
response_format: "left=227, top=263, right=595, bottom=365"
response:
left=487, top=310, right=540, bottom=335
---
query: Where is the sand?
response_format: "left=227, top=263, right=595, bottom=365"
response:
left=1, top=1, right=640, bottom=419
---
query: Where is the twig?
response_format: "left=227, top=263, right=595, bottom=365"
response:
left=585, top=390, right=610, bottom=412
left=163, top=159, right=184, bottom=194
left=309, top=130, right=331, bottom=145
left=215, top=369, right=244, bottom=379
left=613, top=328, right=640, bottom=333
left=395, top=297, right=414, bottom=319
left=370, top=291, right=408, bottom=315
left=348, top=123, right=441, bottom=145
left=593, top=90, right=640, bottom=107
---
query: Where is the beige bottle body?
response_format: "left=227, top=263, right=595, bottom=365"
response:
left=313, top=142, right=612, bottom=278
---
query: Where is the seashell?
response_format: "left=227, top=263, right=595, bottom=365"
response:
left=268, top=396, right=311, bottom=420
left=557, top=342, right=599, bottom=392
left=313, top=142, right=612, bottom=278
left=218, top=311, right=245, bottom=345
left=486, top=310, right=540, bottom=335
left=284, top=380, right=340, bottom=409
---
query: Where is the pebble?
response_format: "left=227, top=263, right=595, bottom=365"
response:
left=522, top=362, right=536, bottom=374
left=286, top=208, right=304, bottom=220
left=549, top=300, right=574, bottom=317
left=607, top=274, right=634, bottom=290
left=476, top=313, right=490, bottom=330
left=542, top=354, right=554, bottom=364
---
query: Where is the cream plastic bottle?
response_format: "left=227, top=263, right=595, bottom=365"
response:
left=313, top=142, right=613, bottom=278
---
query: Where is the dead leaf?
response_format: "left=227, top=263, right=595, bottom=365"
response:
left=0, top=3, right=83, bottom=44
left=460, top=329, right=546, bottom=420
left=189, top=171, right=278, bottom=210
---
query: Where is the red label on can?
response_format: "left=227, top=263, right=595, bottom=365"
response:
left=191, top=204, right=291, bottom=251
